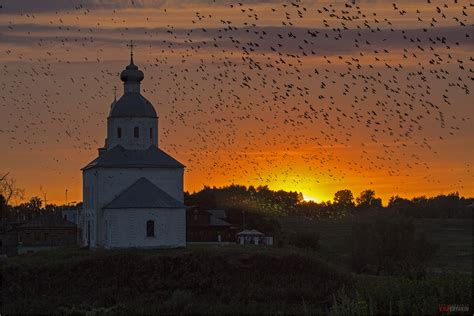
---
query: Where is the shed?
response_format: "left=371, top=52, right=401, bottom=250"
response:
left=236, top=229, right=272, bottom=245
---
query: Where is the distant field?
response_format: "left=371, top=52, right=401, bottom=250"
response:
left=277, top=217, right=473, bottom=273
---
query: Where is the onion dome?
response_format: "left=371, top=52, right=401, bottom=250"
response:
left=109, top=93, right=157, bottom=118
left=120, top=59, right=144, bottom=84
left=108, top=45, right=157, bottom=118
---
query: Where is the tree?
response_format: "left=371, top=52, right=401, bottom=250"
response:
left=26, top=196, right=43, bottom=211
left=351, top=218, right=438, bottom=278
left=0, top=194, right=5, bottom=209
left=388, top=195, right=411, bottom=208
left=0, top=194, right=6, bottom=220
left=388, top=195, right=413, bottom=216
left=356, top=189, right=382, bottom=209
left=333, top=189, right=355, bottom=210
left=0, top=173, right=25, bottom=206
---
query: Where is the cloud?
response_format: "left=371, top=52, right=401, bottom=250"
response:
left=1, top=22, right=471, bottom=59
left=0, top=0, right=432, bottom=13
left=0, top=0, right=282, bottom=13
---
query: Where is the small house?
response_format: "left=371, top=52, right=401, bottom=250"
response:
left=16, top=216, right=78, bottom=254
left=186, top=208, right=234, bottom=243
left=236, top=229, right=273, bottom=245
left=61, top=209, right=79, bottom=225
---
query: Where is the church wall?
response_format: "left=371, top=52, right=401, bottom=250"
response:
left=92, top=167, right=183, bottom=247
left=107, top=117, right=158, bottom=150
left=104, top=208, right=186, bottom=248
left=96, top=167, right=184, bottom=206
left=81, top=169, right=99, bottom=248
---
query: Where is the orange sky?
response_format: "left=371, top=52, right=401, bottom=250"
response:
left=0, top=0, right=473, bottom=205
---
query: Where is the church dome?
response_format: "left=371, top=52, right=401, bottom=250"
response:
left=109, top=93, right=157, bottom=118
left=109, top=49, right=157, bottom=118
left=120, top=62, right=144, bottom=83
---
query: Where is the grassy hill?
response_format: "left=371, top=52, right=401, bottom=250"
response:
left=2, top=216, right=472, bottom=314
left=1, top=246, right=352, bottom=314
left=2, top=243, right=472, bottom=315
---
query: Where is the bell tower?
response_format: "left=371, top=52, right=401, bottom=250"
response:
left=105, top=43, right=159, bottom=151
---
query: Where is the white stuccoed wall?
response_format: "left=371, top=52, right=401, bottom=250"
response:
left=83, top=167, right=184, bottom=248
left=82, top=169, right=99, bottom=247
left=104, top=208, right=186, bottom=248
left=107, top=117, right=158, bottom=150
left=97, top=168, right=184, bottom=203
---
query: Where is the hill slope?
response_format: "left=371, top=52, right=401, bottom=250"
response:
left=1, top=246, right=352, bottom=314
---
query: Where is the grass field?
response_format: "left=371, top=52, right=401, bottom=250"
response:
left=277, top=217, right=473, bottom=273
left=1, top=245, right=353, bottom=314
left=1, top=217, right=472, bottom=314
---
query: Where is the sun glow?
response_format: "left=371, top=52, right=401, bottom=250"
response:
left=302, top=194, right=321, bottom=203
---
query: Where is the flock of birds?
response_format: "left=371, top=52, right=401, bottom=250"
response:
left=0, top=0, right=472, bottom=199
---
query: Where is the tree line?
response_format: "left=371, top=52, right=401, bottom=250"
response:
left=185, top=185, right=472, bottom=219
left=1, top=170, right=471, bottom=224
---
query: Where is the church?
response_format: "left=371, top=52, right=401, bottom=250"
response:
left=80, top=49, right=186, bottom=249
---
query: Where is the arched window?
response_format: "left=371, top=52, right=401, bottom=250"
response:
left=134, top=126, right=139, bottom=138
left=149, top=127, right=153, bottom=139
left=146, top=220, right=155, bottom=237
left=117, top=127, right=122, bottom=138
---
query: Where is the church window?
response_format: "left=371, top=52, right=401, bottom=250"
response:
left=146, top=220, right=155, bottom=237
left=134, top=127, right=139, bottom=138
left=149, top=128, right=152, bottom=139
left=117, top=127, right=122, bottom=138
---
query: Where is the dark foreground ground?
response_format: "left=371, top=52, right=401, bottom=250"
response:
left=1, top=218, right=472, bottom=314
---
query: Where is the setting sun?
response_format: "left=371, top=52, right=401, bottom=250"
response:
left=302, top=194, right=321, bottom=203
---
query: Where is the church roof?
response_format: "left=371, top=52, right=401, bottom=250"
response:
left=18, top=216, right=77, bottom=229
left=236, top=229, right=264, bottom=236
left=207, top=209, right=227, bottom=220
left=82, top=145, right=184, bottom=170
left=108, top=92, right=157, bottom=118
left=103, top=178, right=185, bottom=209
left=208, top=215, right=231, bottom=227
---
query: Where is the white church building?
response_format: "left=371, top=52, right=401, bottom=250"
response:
left=80, top=50, right=186, bottom=249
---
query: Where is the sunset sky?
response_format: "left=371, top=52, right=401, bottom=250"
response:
left=0, top=0, right=472, bottom=205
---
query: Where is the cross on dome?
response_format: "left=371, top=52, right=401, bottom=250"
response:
left=120, top=42, right=144, bottom=93
left=127, top=40, right=135, bottom=64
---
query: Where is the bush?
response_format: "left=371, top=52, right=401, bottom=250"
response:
left=289, top=231, right=321, bottom=251
left=351, top=218, right=438, bottom=278
left=331, top=273, right=472, bottom=315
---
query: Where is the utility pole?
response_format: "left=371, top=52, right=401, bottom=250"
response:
left=65, top=189, right=68, bottom=207
left=40, top=185, right=47, bottom=208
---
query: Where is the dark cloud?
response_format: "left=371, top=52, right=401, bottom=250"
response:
left=0, top=0, right=88, bottom=13
left=1, top=23, right=471, bottom=58
left=0, top=0, right=431, bottom=14
left=0, top=0, right=284, bottom=13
